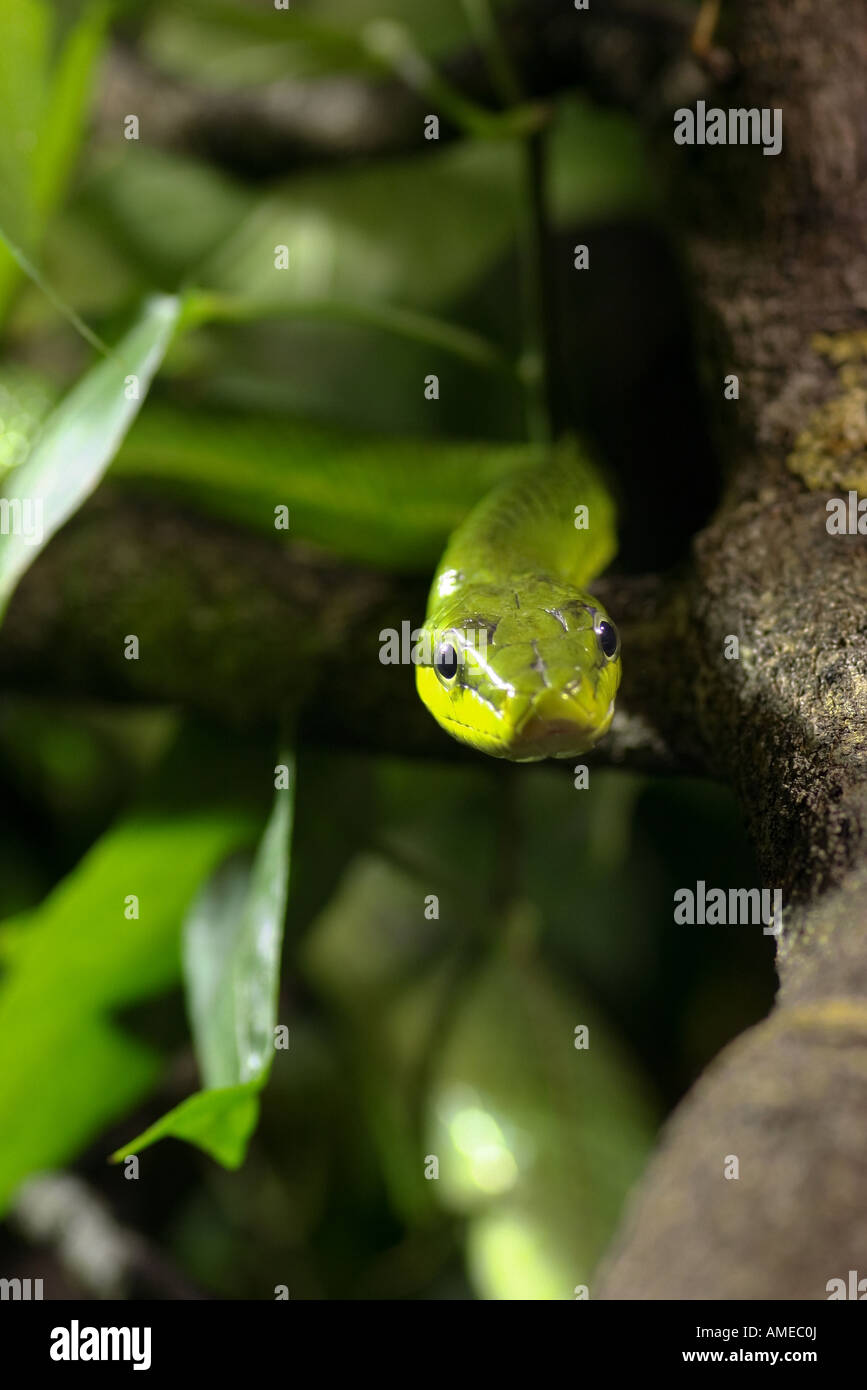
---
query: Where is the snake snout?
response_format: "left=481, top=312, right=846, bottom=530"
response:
left=509, top=682, right=604, bottom=760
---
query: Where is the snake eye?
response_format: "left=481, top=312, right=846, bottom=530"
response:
left=434, top=641, right=459, bottom=685
left=595, top=619, right=619, bottom=660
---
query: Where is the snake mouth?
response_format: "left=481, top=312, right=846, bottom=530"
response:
left=509, top=687, right=610, bottom=759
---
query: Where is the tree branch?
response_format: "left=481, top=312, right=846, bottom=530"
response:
left=597, top=0, right=867, bottom=1299
left=0, top=493, right=687, bottom=773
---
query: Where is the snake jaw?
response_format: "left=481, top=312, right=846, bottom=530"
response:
left=507, top=682, right=614, bottom=760
left=416, top=649, right=618, bottom=759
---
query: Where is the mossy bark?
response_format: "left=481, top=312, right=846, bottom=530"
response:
left=598, top=0, right=867, bottom=1299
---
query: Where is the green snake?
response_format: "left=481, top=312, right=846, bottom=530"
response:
left=34, top=383, right=619, bottom=761
left=416, top=438, right=621, bottom=761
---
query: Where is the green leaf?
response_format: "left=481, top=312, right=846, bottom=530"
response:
left=0, top=0, right=108, bottom=315
left=32, top=2, right=110, bottom=220
left=0, top=294, right=182, bottom=620
left=185, top=761, right=294, bottom=1088
left=184, top=290, right=513, bottom=376
left=0, top=797, right=255, bottom=1213
left=84, top=146, right=252, bottom=284
left=113, top=403, right=536, bottom=570
left=114, top=754, right=295, bottom=1165
left=145, top=6, right=387, bottom=85
left=0, top=0, right=47, bottom=247
left=0, top=367, right=56, bottom=478
left=110, top=1083, right=262, bottom=1170
left=198, top=140, right=521, bottom=316
left=2, top=1013, right=159, bottom=1217
left=145, top=0, right=474, bottom=85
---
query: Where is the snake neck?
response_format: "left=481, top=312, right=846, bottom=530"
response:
left=426, top=438, right=617, bottom=613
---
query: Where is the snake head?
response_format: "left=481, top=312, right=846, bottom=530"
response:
left=415, top=577, right=621, bottom=761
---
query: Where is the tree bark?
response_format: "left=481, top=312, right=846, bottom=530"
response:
left=597, top=0, right=867, bottom=1299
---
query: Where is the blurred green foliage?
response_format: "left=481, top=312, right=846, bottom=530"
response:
left=0, top=0, right=108, bottom=314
